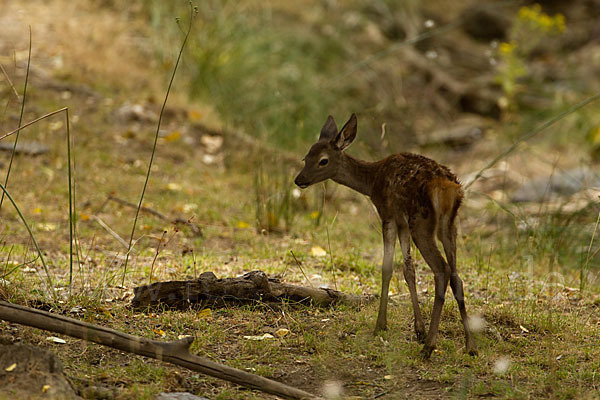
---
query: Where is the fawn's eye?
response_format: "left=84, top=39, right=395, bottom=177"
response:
left=318, top=158, right=329, bottom=166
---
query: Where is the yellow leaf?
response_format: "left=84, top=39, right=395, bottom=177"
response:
left=310, top=246, right=327, bottom=257
left=588, top=125, right=600, bottom=146
left=236, top=221, right=250, bottom=229
left=166, top=182, right=182, bottom=191
left=188, top=110, right=202, bottom=122
left=309, top=211, right=320, bottom=220
left=5, top=363, right=16, bottom=372
left=33, top=207, right=42, bottom=214
left=275, top=328, right=290, bottom=338
left=152, top=328, right=166, bottom=337
left=163, top=131, right=181, bottom=142
left=42, top=385, right=51, bottom=393
left=80, top=213, right=90, bottom=221
left=198, top=308, right=212, bottom=319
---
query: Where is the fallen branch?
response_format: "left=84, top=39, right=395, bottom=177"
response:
left=0, top=300, right=320, bottom=400
left=132, top=270, right=370, bottom=309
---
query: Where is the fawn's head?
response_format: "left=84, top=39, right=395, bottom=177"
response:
left=294, top=114, right=357, bottom=189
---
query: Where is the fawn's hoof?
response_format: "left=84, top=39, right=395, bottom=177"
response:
left=420, top=345, right=435, bottom=360
left=467, top=346, right=478, bottom=356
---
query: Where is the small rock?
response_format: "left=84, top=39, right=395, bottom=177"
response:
left=115, top=103, right=157, bottom=123
left=512, top=167, right=600, bottom=203
left=0, top=141, right=49, bottom=155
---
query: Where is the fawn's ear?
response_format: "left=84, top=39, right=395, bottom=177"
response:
left=319, top=115, right=338, bottom=142
left=333, top=113, right=357, bottom=151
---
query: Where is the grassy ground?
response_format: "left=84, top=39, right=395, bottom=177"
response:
left=1, top=1, right=600, bottom=399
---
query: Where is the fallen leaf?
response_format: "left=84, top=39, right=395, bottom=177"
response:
left=33, top=207, right=42, bottom=214
left=152, top=328, right=166, bottom=337
left=79, top=213, right=90, bottom=221
left=46, top=336, right=66, bottom=344
left=37, top=223, right=57, bottom=232
left=309, top=211, right=320, bottom=220
left=166, top=182, right=182, bottom=191
left=182, top=203, right=198, bottom=213
left=163, top=131, right=181, bottom=142
left=275, top=328, right=290, bottom=338
left=188, top=110, right=202, bottom=121
left=42, top=385, right=50, bottom=393
left=5, top=363, right=16, bottom=372
left=310, top=246, right=327, bottom=257
left=237, top=221, right=250, bottom=229
left=519, top=325, right=529, bottom=333
left=384, top=375, right=393, bottom=380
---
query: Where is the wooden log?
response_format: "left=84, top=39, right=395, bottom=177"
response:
left=0, top=301, right=320, bottom=400
left=131, top=270, right=369, bottom=309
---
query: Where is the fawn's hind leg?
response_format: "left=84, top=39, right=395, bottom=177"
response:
left=438, top=216, right=477, bottom=355
left=398, top=220, right=425, bottom=342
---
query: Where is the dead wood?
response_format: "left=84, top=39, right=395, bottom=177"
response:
left=132, top=270, right=369, bottom=309
left=0, top=300, right=320, bottom=400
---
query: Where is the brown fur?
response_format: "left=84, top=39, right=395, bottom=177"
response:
left=295, top=114, right=476, bottom=358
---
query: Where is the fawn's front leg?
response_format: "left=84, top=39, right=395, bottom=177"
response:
left=375, top=221, right=397, bottom=333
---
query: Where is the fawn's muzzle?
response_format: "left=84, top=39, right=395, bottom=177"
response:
left=294, top=175, right=309, bottom=189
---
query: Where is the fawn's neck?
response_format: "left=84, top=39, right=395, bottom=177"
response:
left=333, top=153, right=378, bottom=197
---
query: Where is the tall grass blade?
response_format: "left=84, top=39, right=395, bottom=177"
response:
left=121, top=4, right=195, bottom=285
left=0, top=27, right=31, bottom=212
left=65, top=108, right=75, bottom=292
left=0, top=182, right=54, bottom=298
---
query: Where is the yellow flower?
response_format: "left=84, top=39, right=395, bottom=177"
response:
left=498, top=41, right=516, bottom=56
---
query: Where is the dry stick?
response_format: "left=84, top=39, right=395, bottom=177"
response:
left=91, top=215, right=129, bottom=249
left=0, top=27, right=31, bottom=212
left=463, top=93, right=600, bottom=191
left=107, top=195, right=202, bottom=236
left=0, top=301, right=320, bottom=400
left=108, top=195, right=169, bottom=220
left=290, top=250, right=314, bottom=288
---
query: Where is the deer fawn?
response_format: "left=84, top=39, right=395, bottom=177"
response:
left=294, top=114, right=476, bottom=358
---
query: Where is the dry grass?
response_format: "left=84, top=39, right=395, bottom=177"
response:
left=1, top=1, right=599, bottom=399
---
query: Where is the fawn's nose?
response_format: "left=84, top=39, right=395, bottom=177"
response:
left=294, top=175, right=309, bottom=189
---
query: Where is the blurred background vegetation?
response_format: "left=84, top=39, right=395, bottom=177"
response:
left=1, top=0, right=600, bottom=398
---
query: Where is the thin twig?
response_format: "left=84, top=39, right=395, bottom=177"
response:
left=464, top=93, right=600, bottom=190
left=149, top=230, right=167, bottom=284
left=0, top=107, right=68, bottom=142
left=582, top=207, right=600, bottom=291
left=108, top=195, right=168, bottom=220
left=91, top=215, right=129, bottom=249
left=289, top=250, right=313, bottom=288
left=0, top=63, right=19, bottom=99
left=122, top=5, right=195, bottom=285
